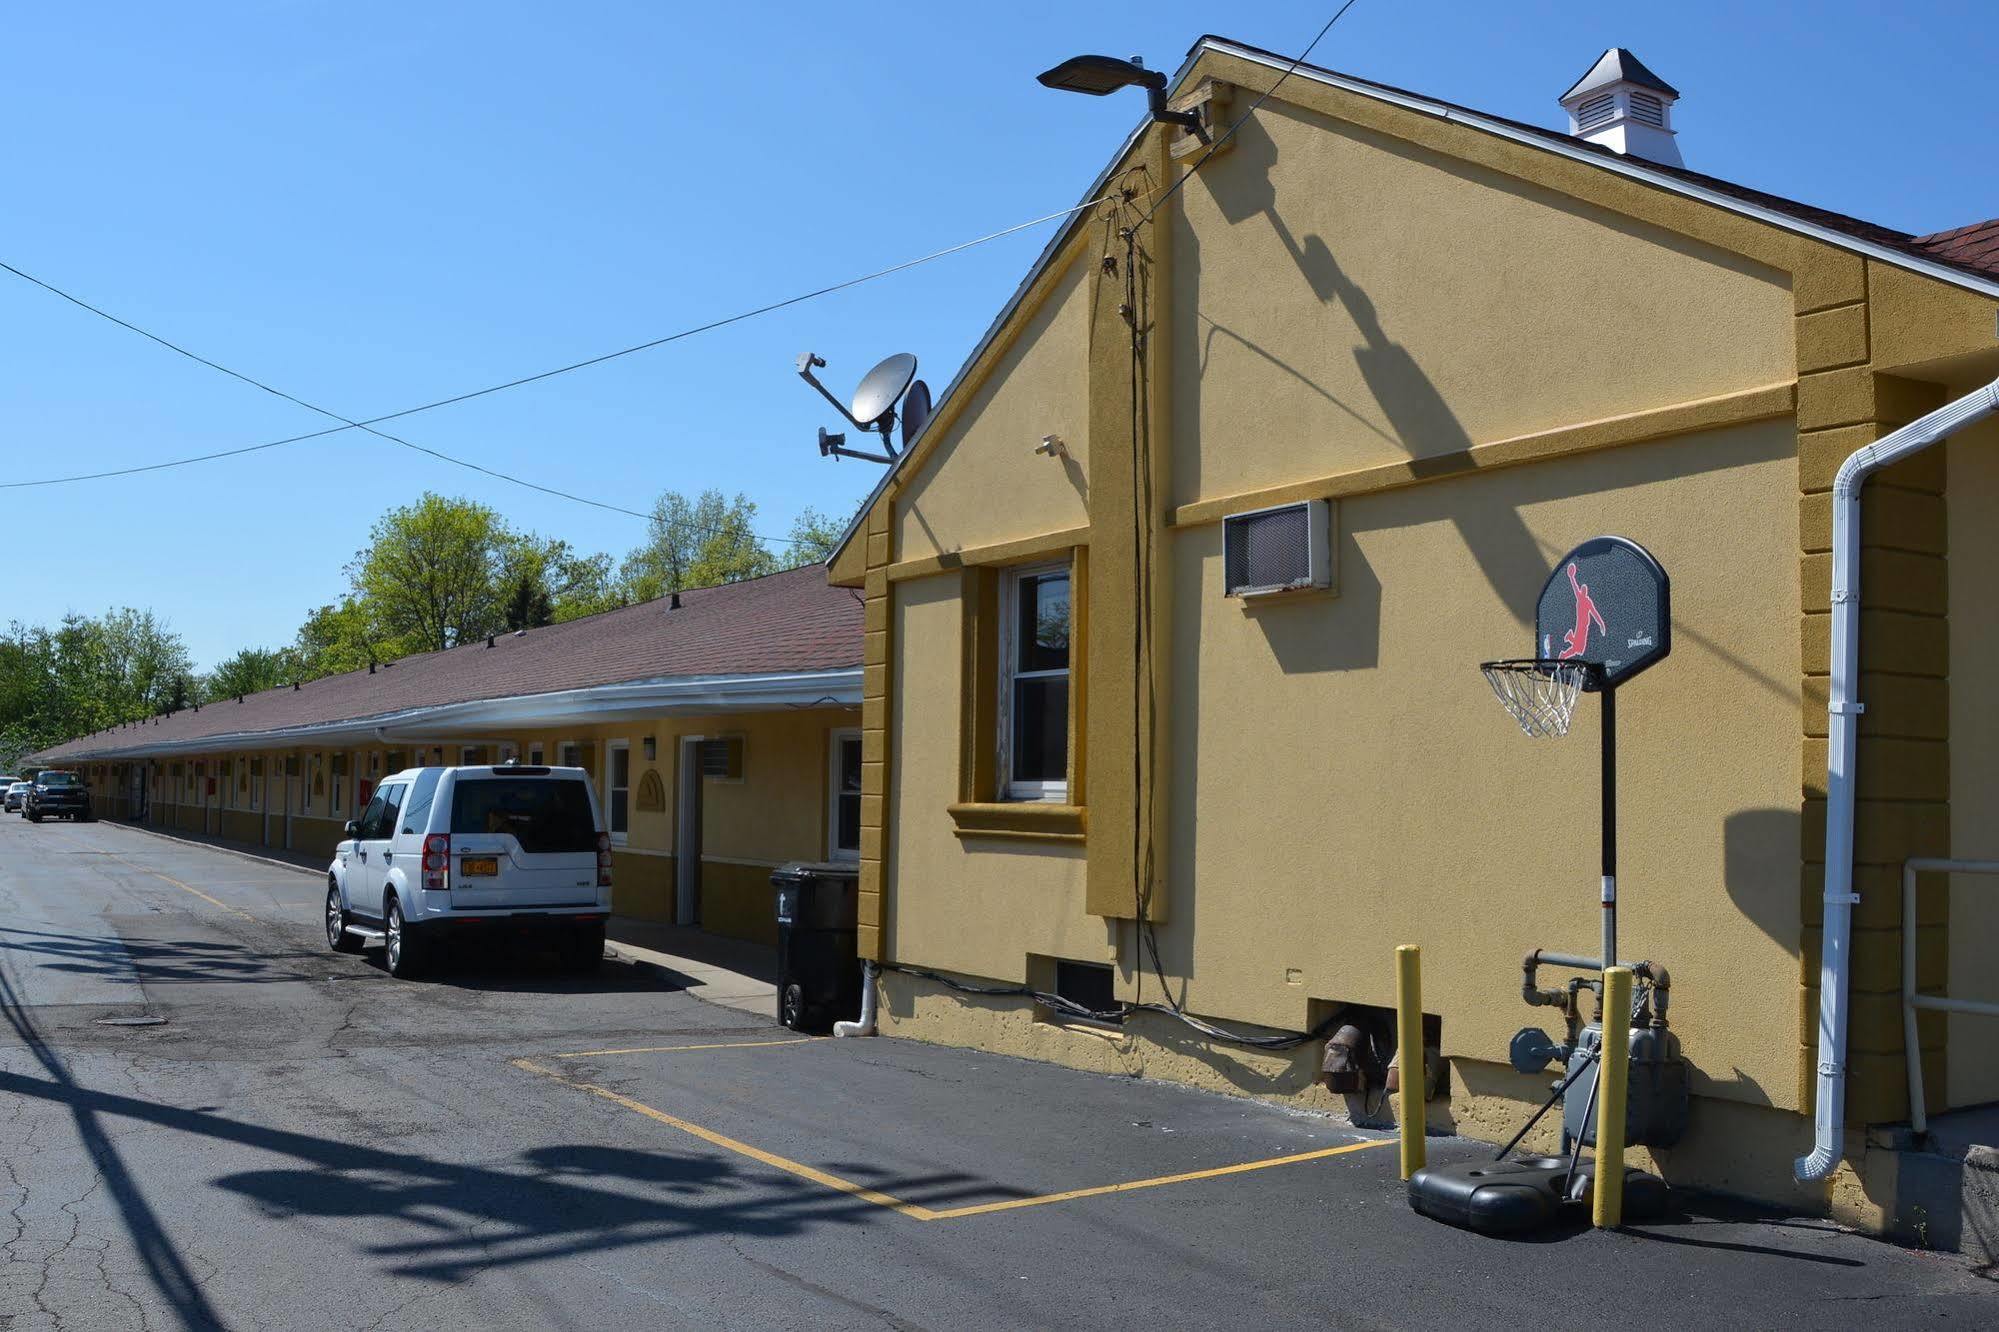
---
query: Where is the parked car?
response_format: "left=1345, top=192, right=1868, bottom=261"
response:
left=3, top=781, right=28, bottom=813
left=24, top=770, right=92, bottom=822
left=325, top=764, right=612, bottom=979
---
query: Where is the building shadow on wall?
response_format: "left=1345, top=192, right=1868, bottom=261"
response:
left=1190, top=113, right=1547, bottom=616
left=1724, top=807, right=1804, bottom=947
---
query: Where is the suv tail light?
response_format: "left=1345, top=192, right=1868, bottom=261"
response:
left=422, top=833, right=450, bottom=892
left=596, top=832, right=613, bottom=888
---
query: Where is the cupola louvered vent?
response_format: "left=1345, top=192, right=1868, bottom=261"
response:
left=1575, top=92, right=1616, bottom=131
left=1223, top=500, right=1333, bottom=599
left=1630, top=92, right=1664, bottom=127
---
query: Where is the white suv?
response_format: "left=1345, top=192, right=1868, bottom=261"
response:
left=326, top=764, right=613, bottom=978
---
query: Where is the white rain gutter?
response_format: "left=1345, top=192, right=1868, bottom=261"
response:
left=1796, top=374, right=1999, bottom=1184
left=42, top=668, right=861, bottom=763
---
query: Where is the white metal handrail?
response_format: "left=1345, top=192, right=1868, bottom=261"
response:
left=1903, top=858, right=1999, bottom=1134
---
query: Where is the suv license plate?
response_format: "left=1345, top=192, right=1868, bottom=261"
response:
left=461, top=857, right=499, bottom=876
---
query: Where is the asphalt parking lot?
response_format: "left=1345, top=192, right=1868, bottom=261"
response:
left=0, top=816, right=1992, bottom=1329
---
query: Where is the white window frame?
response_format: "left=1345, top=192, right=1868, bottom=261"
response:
left=606, top=740, right=631, bottom=844
left=557, top=740, right=580, bottom=770
left=998, top=561, right=1072, bottom=803
left=828, top=728, right=861, bottom=862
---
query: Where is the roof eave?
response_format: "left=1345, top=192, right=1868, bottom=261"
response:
left=33, top=667, right=862, bottom=762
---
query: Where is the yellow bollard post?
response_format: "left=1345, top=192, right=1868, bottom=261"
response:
left=1593, top=965, right=1633, bottom=1228
left=1395, top=944, right=1425, bottom=1179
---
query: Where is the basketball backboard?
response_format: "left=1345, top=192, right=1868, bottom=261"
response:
left=1534, top=536, right=1669, bottom=691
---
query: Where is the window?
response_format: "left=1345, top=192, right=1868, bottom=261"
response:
left=355, top=788, right=388, bottom=840
left=451, top=778, right=596, bottom=852
left=401, top=769, right=444, bottom=834
left=607, top=742, right=630, bottom=841
left=376, top=783, right=406, bottom=839
left=1000, top=564, right=1071, bottom=800
left=558, top=741, right=580, bottom=769
left=528, top=744, right=544, bottom=766
left=460, top=746, right=487, bottom=766
left=829, top=730, right=861, bottom=861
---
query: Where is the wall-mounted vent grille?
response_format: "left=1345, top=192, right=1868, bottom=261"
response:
left=1223, top=499, right=1333, bottom=598
left=1575, top=92, right=1617, bottom=130
left=699, top=736, right=744, bottom=780
left=1630, top=92, right=1664, bottom=127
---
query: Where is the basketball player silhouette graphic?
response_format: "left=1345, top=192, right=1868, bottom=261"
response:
left=1558, top=562, right=1606, bottom=661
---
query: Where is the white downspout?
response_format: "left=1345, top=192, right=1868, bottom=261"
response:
left=1796, top=375, right=1999, bottom=1183
left=834, top=960, right=879, bottom=1038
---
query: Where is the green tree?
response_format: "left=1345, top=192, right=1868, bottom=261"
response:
left=347, top=493, right=513, bottom=653
left=780, top=502, right=862, bottom=568
left=291, top=599, right=385, bottom=679
left=202, top=646, right=295, bottom=701
left=618, top=490, right=775, bottom=602
left=0, top=608, right=193, bottom=765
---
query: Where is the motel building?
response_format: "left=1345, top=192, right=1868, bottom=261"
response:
left=821, top=38, right=1999, bottom=1241
left=36, top=566, right=862, bottom=947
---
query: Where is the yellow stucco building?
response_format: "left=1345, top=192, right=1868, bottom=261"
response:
left=826, top=37, right=1999, bottom=1234
left=37, top=566, right=863, bottom=947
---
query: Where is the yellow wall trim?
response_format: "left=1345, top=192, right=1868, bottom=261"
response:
left=946, top=801, right=1087, bottom=843
left=1170, top=380, right=1799, bottom=528
left=885, top=526, right=1092, bottom=584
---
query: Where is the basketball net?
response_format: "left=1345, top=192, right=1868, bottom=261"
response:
left=1480, top=659, right=1589, bottom=739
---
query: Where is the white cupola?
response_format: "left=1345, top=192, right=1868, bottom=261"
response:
left=1558, top=48, right=1682, bottom=168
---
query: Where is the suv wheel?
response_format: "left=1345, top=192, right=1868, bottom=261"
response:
left=26, top=811, right=40, bottom=823
left=325, top=883, right=364, bottom=954
left=780, top=982, right=807, bottom=1031
left=384, top=895, right=426, bottom=979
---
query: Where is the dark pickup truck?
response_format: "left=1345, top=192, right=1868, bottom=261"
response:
left=26, top=770, right=93, bottom=823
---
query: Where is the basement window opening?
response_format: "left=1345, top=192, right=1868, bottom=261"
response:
left=1045, top=960, right=1120, bottom=1028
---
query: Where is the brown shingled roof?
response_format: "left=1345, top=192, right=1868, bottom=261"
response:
left=41, top=564, right=860, bottom=761
left=1913, top=217, right=1999, bottom=277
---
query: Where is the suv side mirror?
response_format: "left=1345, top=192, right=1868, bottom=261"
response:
left=344, top=820, right=361, bottom=837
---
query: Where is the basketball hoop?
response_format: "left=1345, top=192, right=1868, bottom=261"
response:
left=1480, top=658, right=1591, bottom=739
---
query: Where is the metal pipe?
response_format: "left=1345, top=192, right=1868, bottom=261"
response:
left=1797, top=375, right=1999, bottom=1185
left=1600, top=686, right=1618, bottom=984
left=1396, top=945, right=1425, bottom=1179
left=1901, top=857, right=1999, bottom=1136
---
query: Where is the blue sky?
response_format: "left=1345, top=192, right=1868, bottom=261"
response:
left=4, top=1, right=1993, bottom=670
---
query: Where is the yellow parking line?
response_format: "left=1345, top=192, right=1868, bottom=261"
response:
left=923, top=1138, right=1390, bottom=1219
left=96, top=851, right=257, bottom=922
left=552, top=1037, right=821, bottom=1059
left=511, top=1058, right=940, bottom=1219
left=509, top=1056, right=1390, bottom=1223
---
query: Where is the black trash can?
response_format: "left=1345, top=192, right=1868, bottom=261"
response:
left=771, top=861, right=861, bottom=1033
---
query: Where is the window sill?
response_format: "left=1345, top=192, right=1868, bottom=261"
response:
left=947, top=801, right=1086, bottom=844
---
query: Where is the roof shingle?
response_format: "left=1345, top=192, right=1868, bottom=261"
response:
left=41, top=565, right=860, bottom=760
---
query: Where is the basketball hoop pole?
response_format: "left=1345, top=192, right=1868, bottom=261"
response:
left=1599, top=683, right=1617, bottom=987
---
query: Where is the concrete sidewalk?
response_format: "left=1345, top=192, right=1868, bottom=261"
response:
left=97, top=817, right=780, bottom=1019
left=601, top=917, right=778, bottom=1020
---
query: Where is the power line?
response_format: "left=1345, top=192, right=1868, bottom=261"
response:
left=0, top=195, right=1111, bottom=514
left=1136, top=1, right=1365, bottom=229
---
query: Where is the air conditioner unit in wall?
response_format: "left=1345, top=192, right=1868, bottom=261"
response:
left=1223, top=498, right=1334, bottom=599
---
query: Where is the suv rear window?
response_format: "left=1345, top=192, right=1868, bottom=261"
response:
left=450, top=778, right=596, bottom=852
left=38, top=772, right=80, bottom=787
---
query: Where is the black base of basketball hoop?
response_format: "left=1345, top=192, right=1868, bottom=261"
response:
left=1407, top=1156, right=1670, bottom=1235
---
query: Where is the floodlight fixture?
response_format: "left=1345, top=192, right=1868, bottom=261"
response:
left=1035, top=54, right=1206, bottom=139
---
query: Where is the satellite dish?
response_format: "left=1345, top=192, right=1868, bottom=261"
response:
left=900, top=379, right=932, bottom=449
left=850, top=353, right=917, bottom=427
